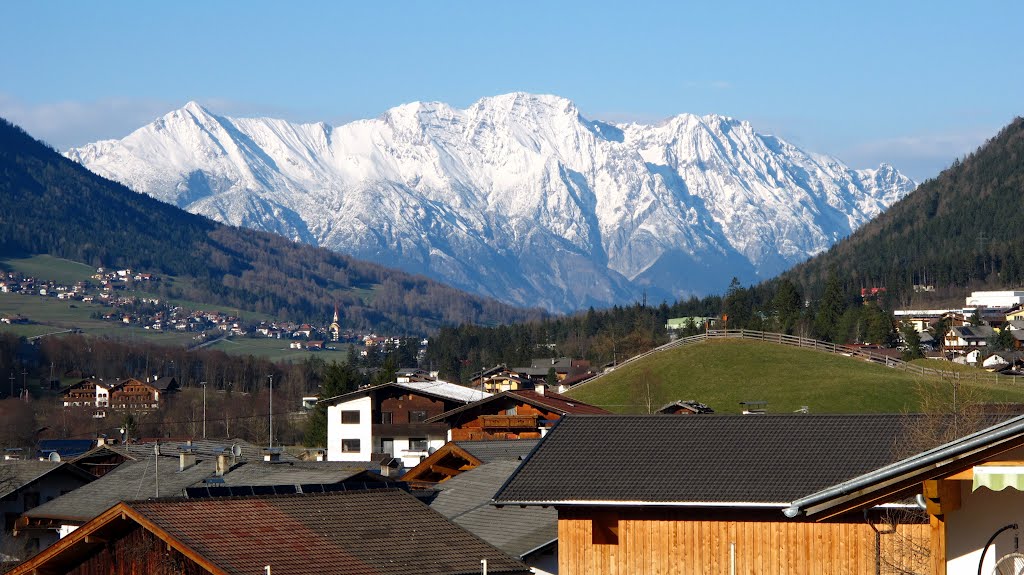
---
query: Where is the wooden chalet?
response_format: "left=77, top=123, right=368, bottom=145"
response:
left=425, top=385, right=609, bottom=442
left=494, top=414, right=988, bottom=575
left=108, top=376, right=178, bottom=411
left=9, top=490, right=531, bottom=575
left=60, top=379, right=110, bottom=408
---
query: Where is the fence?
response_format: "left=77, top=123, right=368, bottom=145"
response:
left=571, top=329, right=1019, bottom=390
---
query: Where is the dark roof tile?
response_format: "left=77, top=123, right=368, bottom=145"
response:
left=495, top=414, right=921, bottom=505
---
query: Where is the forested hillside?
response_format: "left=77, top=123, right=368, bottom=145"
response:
left=0, top=118, right=544, bottom=334
left=782, top=117, right=1024, bottom=301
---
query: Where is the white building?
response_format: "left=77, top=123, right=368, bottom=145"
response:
left=965, top=290, right=1024, bottom=308
left=325, top=380, right=489, bottom=467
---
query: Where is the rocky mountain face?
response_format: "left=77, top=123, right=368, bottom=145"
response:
left=67, top=93, right=915, bottom=312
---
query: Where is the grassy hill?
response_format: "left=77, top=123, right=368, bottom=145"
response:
left=565, top=340, right=1024, bottom=414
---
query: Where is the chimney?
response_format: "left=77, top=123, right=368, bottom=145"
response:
left=263, top=448, right=281, bottom=462
left=380, top=458, right=400, bottom=478
left=314, top=449, right=326, bottom=462
left=179, top=447, right=196, bottom=471
left=96, top=434, right=107, bottom=447
left=534, top=383, right=545, bottom=396
left=215, top=453, right=230, bottom=476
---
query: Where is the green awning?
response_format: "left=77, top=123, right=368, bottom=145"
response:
left=973, top=466, right=1024, bottom=492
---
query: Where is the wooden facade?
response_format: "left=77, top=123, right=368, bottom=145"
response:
left=450, top=401, right=555, bottom=441
left=109, top=379, right=160, bottom=411
left=64, top=526, right=208, bottom=575
left=62, top=380, right=104, bottom=407
left=557, top=507, right=929, bottom=575
left=377, top=389, right=449, bottom=424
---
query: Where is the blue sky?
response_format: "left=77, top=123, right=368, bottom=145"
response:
left=2, top=1, right=1021, bottom=181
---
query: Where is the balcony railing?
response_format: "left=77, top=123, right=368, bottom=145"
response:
left=479, top=414, right=539, bottom=430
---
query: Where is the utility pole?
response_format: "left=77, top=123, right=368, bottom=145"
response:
left=201, top=381, right=207, bottom=439
left=268, top=374, right=274, bottom=449
left=21, top=368, right=27, bottom=396
left=8, top=372, right=13, bottom=398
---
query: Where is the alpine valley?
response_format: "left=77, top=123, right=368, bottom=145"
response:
left=68, top=93, right=916, bottom=312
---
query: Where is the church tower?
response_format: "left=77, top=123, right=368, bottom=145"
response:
left=329, top=304, right=342, bottom=342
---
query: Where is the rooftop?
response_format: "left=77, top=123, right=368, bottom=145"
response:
left=494, top=414, right=928, bottom=506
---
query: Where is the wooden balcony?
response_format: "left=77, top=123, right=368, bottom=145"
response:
left=479, top=414, right=539, bottom=430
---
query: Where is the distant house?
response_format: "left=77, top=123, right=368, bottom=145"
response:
left=655, top=400, right=715, bottom=415
left=945, top=325, right=995, bottom=351
left=60, top=379, right=111, bottom=408
left=11, top=490, right=531, bottom=575
left=665, top=316, right=717, bottom=331
left=426, top=385, right=609, bottom=442
left=511, top=358, right=593, bottom=386
left=108, top=376, right=178, bottom=411
left=324, top=380, right=490, bottom=467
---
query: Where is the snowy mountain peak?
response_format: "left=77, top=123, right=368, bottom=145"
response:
left=66, top=94, right=917, bottom=312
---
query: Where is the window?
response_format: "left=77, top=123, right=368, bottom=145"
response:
left=341, top=410, right=361, bottom=424
left=380, top=438, right=394, bottom=456
left=380, top=411, right=393, bottom=424
left=592, top=513, right=619, bottom=545
left=409, top=410, right=427, bottom=423
left=409, top=438, right=428, bottom=451
left=341, top=439, right=361, bottom=453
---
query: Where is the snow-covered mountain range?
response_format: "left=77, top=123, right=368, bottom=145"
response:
left=67, top=93, right=915, bottom=312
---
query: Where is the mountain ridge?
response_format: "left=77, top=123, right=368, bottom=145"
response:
left=67, top=93, right=917, bottom=312
left=0, top=117, right=545, bottom=334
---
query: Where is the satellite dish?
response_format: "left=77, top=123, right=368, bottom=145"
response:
left=48, top=452, right=61, bottom=462
left=231, top=444, right=242, bottom=458
left=427, top=447, right=437, bottom=455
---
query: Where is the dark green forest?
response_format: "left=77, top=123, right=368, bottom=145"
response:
left=0, top=118, right=544, bottom=335
left=780, top=117, right=1024, bottom=301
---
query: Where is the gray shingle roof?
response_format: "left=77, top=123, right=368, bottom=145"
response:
left=454, top=439, right=540, bottom=463
left=24, top=455, right=216, bottom=522
left=0, top=461, right=92, bottom=499
left=218, top=460, right=379, bottom=486
left=431, top=461, right=557, bottom=559
left=494, top=414, right=918, bottom=506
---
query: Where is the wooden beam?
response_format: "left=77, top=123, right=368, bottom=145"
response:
left=83, top=535, right=106, bottom=544
left=923, top=480, right=961, bottom=516
left=428, top=464, right=461, bottom=477
left=931, top=513, right=946, bottom=575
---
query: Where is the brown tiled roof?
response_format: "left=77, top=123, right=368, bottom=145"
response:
left=494, top=414, right=930, bottom=506
left=426, top=389, right=608, bottom=423
left=14, top=490, right=530, bottom=575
